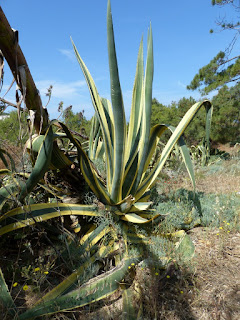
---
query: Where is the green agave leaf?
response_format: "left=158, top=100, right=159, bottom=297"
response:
left=88, top=114, right=99, bottom=157
left=122, top=139, right=140, bottom=199
left=129, top=202, right=153, bottom=212
left=0, top=148, right=9, bottom=169
left=142, top=124, right=167, bottom=174
left=60, top=222, right=114, bottom=267
left=0, top=178, right=25, bottom=212
left=0, top=268, right=17, bottom=316
left=107, top=0, right=127, bottom=202
left=140, top=122, right=195, bottom=192
left=27, top=131, right=73, bottom=170
left=50, top=141, right=73, bottom=169
left=57, top=121, right=111, bottom=204
left=0, top=183, right=17, bottom=211
left=175, top=233, right=195, bottom=261
left=122, top=124, right=165, bottom=199
left=18, top=257, right=139, bottom=320
left=122, top=284, right=137, bottom=320
left=19, top=125, right=54, bottom=201
left=176, top=133, right=195, bottom=190
left=0, top=169, right=11, bottom=176
left=138, top=189, right=151, bottom=202
left=125, top=38, right=144, bottom=164
left=135, top=100, right=213, bottom=201
left=88, top=113, right=101, bottom=160
left=204, top=102, right=213, bottom=160
left=35, top=240, right=119, bottom=304
left=101, top=98, right=114, bottom=149
left=88, top=106, right=110, bottom=163
left=126, top=24, right=153, bottom=197
left=71, top=39, right=114, bottom=195
left=0, top=203, right=99, bottom=236
left=121, top=212, right=159, bottom=224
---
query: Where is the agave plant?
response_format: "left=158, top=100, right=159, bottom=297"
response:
left=0, top=0, right=213, bottom=318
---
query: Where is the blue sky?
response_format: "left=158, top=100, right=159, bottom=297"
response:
left=1, top=0, right=238, bottom=120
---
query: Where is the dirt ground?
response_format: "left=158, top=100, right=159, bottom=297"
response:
left=186, top=228, right=240, bottom=320
left=87, top=229, right=240, bottom=320
left=134, top=228, right=240, bottom=320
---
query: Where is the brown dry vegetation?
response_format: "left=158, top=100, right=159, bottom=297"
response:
left=0, top=140, right=24, bottom=170
left=169, top=144, right=240, bottom=195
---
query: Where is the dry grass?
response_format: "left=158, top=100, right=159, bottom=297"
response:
left=177, top=158, right=240, bottom=194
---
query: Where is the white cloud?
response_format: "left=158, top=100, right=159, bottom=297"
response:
left=58, top=49, right=76, bottom=62
left=177, top=81, right=187, bottom=89
left=36, top=80, right=86, bottom=100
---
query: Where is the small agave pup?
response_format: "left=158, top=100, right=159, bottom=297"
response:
left=0, top=0, right=213, bottom=318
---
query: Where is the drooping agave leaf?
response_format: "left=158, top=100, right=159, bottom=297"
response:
left=135, top=100, right=213, bottom=201
left=27, top=131, right=73, bottom=170
left=50, top=141, right=73, bottom=169
left=0, top=268, right=17, bottom=316
left=18, top=257, right=139, bottom=320
left=144, top=124, right=196, bottom=190
left=19, top=125, right=54, bottom=200
left=0, top=203, right=100, bottom=236
left=175, top=133, right=196, bottom=190
left=204, top=101, right=213, bottom=157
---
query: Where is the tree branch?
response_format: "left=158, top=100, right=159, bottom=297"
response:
left=218, top=54, right=240, bottom=66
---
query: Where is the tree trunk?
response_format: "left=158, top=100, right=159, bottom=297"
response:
left=0, top=6, right=49, bottom=134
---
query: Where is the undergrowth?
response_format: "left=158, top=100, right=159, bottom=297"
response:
left=1, top=150, right=240, bottom=319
